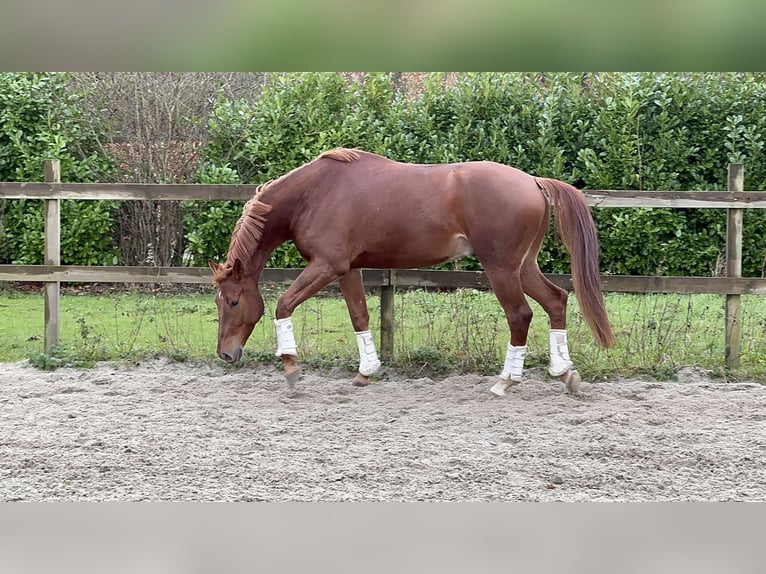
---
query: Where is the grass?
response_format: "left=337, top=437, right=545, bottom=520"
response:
left=3, top=284, right=766, bottom=381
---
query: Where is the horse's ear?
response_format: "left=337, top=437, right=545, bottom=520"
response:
left=231, top=258, right=244, bottom=281
left=208, top=260, right=220, bottom=274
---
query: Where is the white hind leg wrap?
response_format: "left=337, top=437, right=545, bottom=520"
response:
left=355, top=330, right=381, bottom=376
left=548, top=329, right=574, bottom=376
left=274, top=317, right=298, bottom=357
left=491, top=343, right=526, bottom=396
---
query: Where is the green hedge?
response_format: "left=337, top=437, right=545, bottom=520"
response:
left=4, top=72, right=766, bottom=277
left=0, top=72, right=117, bottom=265
left=196, top=72, right=766, bottom=276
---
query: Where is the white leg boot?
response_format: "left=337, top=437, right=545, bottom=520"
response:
left=274, top=317, right=298, bottom=357
left=548, top=329, right=581, bottom=394
left=548, top=329, right=573, bottom=376
left=490, top=343, right=526, bottom=397
left=275, top=317, right=301, bottom=388
left=355, top=330, right=381, bottom=376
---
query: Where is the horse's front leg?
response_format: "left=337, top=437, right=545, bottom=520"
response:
left=338, top=269, right=381, bottom=386
left=275, top=261, right=345, bottom=388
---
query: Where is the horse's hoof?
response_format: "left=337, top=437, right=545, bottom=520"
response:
left=490, top=380, right=510, bottom=397
left=560, top=369, right=581, bottom=394
left=352, top=373, right=371, bottom=387
left=285, top=367, right=302, bottom=389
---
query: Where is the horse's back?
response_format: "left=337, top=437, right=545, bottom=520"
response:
left=347, top=153, right=548, bottom=227
left=299, top=152, right=549, bottom=269
left=325, top=151, right=542, bottom=208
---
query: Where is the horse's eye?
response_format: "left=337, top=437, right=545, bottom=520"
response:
left=230, top=300, right=239, bottom=308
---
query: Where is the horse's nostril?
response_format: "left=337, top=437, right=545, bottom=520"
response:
left=220, top=349, right=242, bottom=363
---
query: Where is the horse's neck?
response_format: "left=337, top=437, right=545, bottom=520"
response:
left=249, top=180, right=299, bottom=276
left=250, top=232, right=286, bottom=278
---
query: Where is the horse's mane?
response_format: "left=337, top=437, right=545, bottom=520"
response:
left=318, top=148, right=360, bottom=162
left=213, top=194, right=272, bottom=284
left=212, top=148, right=361, bottom=284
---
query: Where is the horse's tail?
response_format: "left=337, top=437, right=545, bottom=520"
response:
left=534, top=177, right=616, bottom=348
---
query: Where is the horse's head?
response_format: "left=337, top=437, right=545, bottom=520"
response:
left=209, top=259, right=265, bottom=363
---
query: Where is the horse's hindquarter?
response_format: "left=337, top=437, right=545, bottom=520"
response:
left=293, top=158, right=546, bottom=270
left=456, top=162, right=549, bottom=264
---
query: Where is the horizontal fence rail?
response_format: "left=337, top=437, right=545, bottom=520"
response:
left=4, top=265, right=766, bottom=295
left=3, top=181, right=766, bottom=208
left=0, top=182, right=259, bottom=201
left=0, top=161, right=761, bottom=367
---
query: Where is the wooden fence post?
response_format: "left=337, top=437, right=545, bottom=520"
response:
left=725, top=163, right=744, bottom=369
left=380, top=269, right=396, bottom=361
left=43, top=159, right=61, bottom=353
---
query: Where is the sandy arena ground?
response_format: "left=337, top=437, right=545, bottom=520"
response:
left=1, top=358, right=764, bottom=501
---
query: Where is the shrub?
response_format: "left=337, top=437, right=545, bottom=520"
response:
left=194, top=72, right=766, bottom=277
left=0, top=72, right=117, bottom=265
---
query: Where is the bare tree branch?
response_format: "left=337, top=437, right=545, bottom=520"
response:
left=67, top=72, right=268, bottom=266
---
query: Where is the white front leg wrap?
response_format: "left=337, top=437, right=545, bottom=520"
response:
left=491, top=343, right=526, bottom=397
left=355, top=330, right=381, bottom=376
left=274, top=317, right=298, bottom=357
left=548, top=329, right=573, bottom=376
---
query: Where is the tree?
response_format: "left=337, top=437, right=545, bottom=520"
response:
left=68, top=72, right=268, bottom=266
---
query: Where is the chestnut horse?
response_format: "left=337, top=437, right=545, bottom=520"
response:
left=209, top=148, right=615, bottom=396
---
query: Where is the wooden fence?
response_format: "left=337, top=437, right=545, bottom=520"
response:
left=1, top=160, right=765, bottom=368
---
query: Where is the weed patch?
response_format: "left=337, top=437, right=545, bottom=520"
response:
left=5, top=289, right=766, bottom=381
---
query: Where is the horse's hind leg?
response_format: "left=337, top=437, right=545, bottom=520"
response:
left=482, top=266, right=533, bottom=397
left=521, top=261, right=581, bottom=394
left=338, top=269, right=381, bottom=386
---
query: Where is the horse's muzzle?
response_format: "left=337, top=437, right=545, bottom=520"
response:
left=219, top=347, right=243, bottom=363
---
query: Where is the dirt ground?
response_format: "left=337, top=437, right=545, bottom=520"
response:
left=1, top=358, right=764, bottom=501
